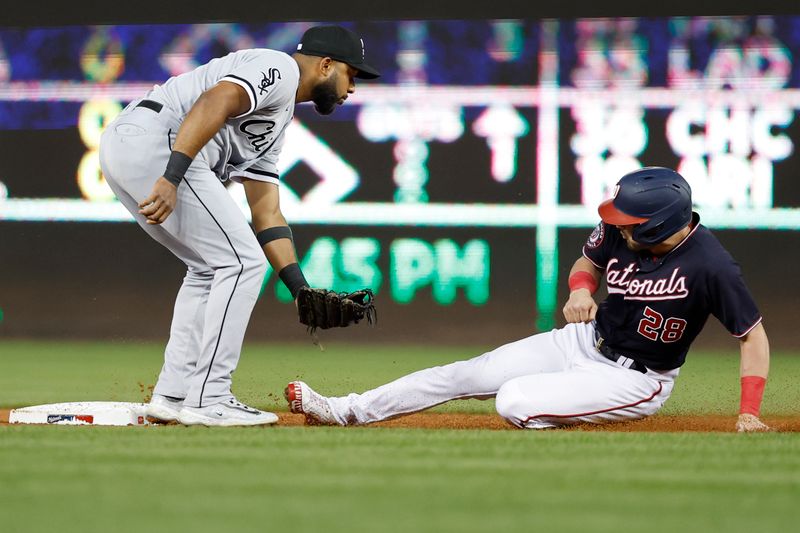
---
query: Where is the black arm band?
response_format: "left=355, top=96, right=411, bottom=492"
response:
left=278, top=263, right=309, bottom=299
left=163, top=150, right=192, bottom=187
left=256, top=226, right=293, bottom=247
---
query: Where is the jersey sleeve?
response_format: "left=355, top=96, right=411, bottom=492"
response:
left=707, top=257, right=762, bottom=337
left=220, top=53, right=296, bottom=118
left=582, top=222, right=612, bottom=270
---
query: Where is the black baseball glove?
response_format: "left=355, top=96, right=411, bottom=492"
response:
left=296, top=287, right=377, bottom=332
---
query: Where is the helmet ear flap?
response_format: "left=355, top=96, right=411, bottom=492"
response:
left=631, top=201, right=691, bottom=245
left=639, top=222, right=663, bottom=240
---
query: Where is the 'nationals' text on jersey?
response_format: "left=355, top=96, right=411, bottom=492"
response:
left=583, top=213, right=761, bottom=370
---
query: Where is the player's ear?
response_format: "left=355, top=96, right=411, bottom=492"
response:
left=318, top=57, right=334, bottom=77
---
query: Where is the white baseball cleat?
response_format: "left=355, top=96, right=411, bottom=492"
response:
left=146, top=394, right=184, bottom=422
left=285, top=381, right=340, bottom=425
left=177, top=398, right=278, bottom=427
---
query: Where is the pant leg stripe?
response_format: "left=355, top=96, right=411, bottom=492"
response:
left=522, top=381, right=663, bottom=423
left=183, top=177, right=242, bottom=407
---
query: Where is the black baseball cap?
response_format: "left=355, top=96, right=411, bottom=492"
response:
left=296, top=25, right=381, bottom=79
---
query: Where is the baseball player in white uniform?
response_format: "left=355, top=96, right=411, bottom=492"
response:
left=99, top=25, right=380, bottom=426
left=287, top=168, right=772, bottom=433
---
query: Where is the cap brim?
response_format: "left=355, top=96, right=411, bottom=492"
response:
left=297, top=49, right=381, bottom=79
left=598, top=199, right=649, bottom=225
left=352, top=62, right=380, bottom=79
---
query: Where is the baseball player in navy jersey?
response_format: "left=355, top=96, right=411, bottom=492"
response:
left=99, top=25, right=380, bottom=426
left=287, top=167, right=772, bottom=432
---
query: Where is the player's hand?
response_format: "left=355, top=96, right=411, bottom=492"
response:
left=139, top=177, right=178, bottom=225
left=562, top=289, right=597, bottom=323
left=736, top=413, right=773, bottom=433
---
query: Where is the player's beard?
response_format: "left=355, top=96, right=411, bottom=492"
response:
left=311, top=74, right=340, bottom=116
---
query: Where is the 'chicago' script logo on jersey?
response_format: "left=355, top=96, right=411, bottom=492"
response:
left=259, top=68, right=281, bottom=95
left=239, top=119, right=276, bottom=151
left=605, top=258, right=689, bottom=301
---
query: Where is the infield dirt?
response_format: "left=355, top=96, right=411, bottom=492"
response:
left=2, top=408, right=799, bottom=432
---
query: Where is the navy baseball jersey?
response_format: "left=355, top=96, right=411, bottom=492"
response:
left=583, top=213, right=762, bottom=370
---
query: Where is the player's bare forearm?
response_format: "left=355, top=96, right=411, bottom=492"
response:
left=172, top=82, right=249, bottom=158
left=262, top=238, right=300, bottom=272
left=243, top=179, right=299, bottom=271
left=562, top=257, right=602, bottom=323
left=739, top=322, right=769, bottom=378
left=736, top=322, right=772, bottom=432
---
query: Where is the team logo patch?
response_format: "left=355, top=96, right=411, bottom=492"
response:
left=258, top=68, right=281, bottom=95
left=586, top=222, right=605, bottom=249
left=239, top=119, right=276, bottom=151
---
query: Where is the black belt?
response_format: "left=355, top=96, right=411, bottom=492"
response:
left=135, top=99, right=163, bottom=113
left=593, top=329, right=648, bottom=374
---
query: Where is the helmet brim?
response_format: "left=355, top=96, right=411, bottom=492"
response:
left=598, top=199, right=649, bottom=225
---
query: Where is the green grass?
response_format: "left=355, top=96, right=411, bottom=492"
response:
left=1, top=426, right=798, bottom=533
left=1, top=340, right=799, bottom=533
left=1, top=339, right=799, bottom=414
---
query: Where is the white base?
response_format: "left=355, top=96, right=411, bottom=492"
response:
left=9, top=401, right=150, bottom=426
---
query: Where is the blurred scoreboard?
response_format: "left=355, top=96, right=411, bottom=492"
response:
left=1, top=17, right=799, bottom=330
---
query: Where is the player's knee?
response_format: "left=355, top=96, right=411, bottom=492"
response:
left=252, top=254, right=268, bottom=275
left=495, top=380, right=557, bottom=429
left=239, top=252, right=268, bottom=289
left=495, top=381, right=526, bottom=428
left=245, top=255, right=268, bottom=279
